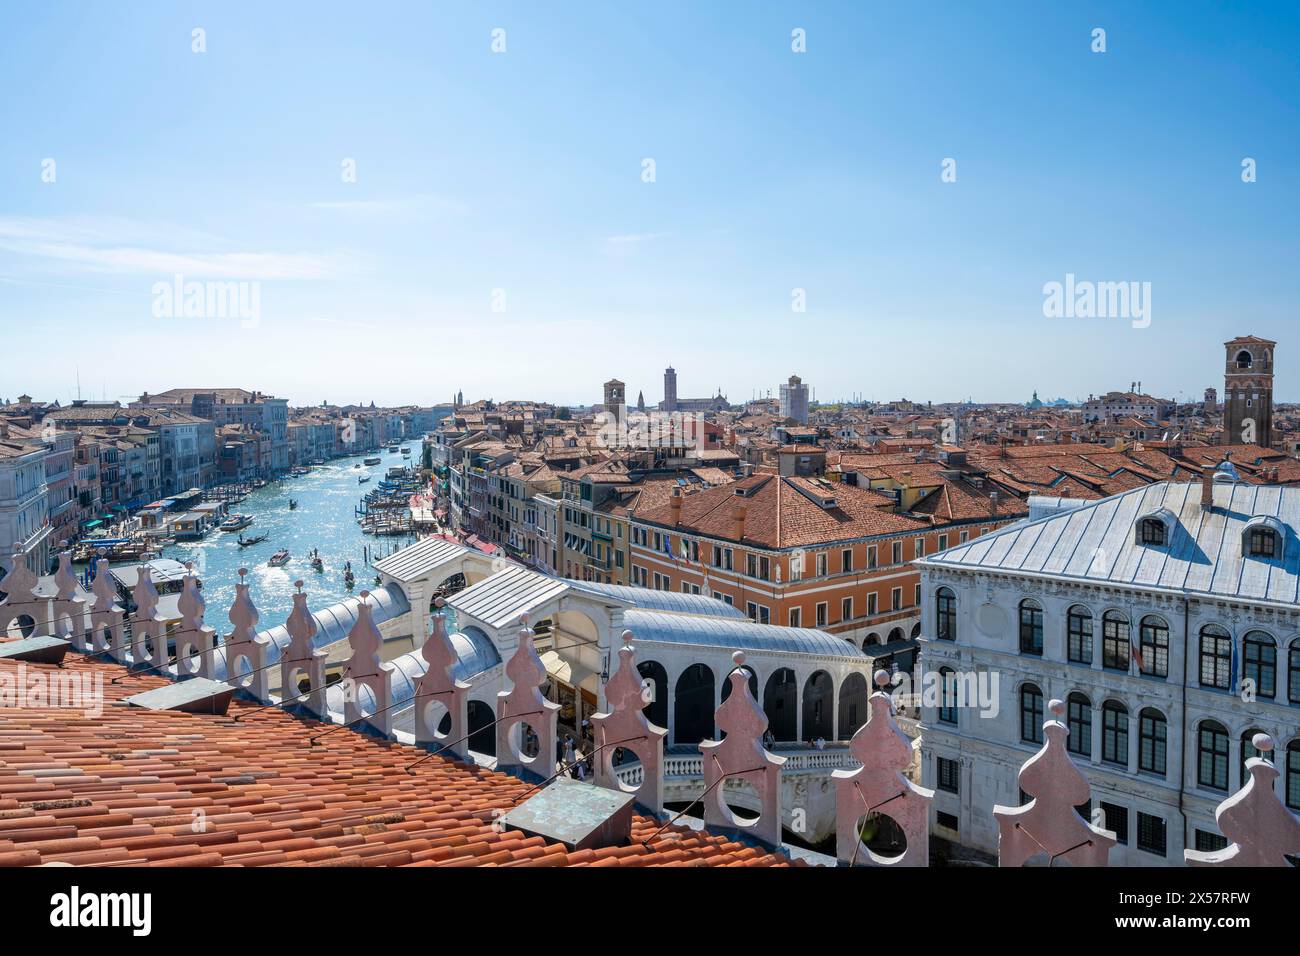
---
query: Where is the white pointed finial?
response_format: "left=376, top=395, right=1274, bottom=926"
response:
left=732, top=650, right=745, bottom=666
left=874, top=668, right=890, bottom=688
left=1047, top=698, right=1065, bottom=718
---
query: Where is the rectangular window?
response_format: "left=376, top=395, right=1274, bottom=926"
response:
left=891, top=542, right=902, bottom=564
left=816, top=602, right=828, bottom=627
left=959, top=530, right=969, bottom=543
left=938, top=534, right=948, bottom=550
left=891, top=587, right=901, bottom=611
left=817, top=552, right=828, bottom=577
left=915, top=539, right=924, bottom=559
left=936, top=757, right=960, bottom=794
left=867, top=546, right=877, bottom=569
left=789, top=607, right=802, bottom=628
left=747, top=601, right=758, bottom=622
left=1101, top=802, right=1128, bottom=845
left=841, top=597, right=852, bottom=621
left=867, top=592, right=878, bottom=616
left=1195, top=829, right=1228, bottom=853
left=936, top=811, right=959, bottom=832
left=841, top=548, right=853, bottom=573
left=1137, top=812, right=1166, bottom=857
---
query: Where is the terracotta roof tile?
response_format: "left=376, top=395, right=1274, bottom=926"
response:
left=0, top=650, right=799, bottom=868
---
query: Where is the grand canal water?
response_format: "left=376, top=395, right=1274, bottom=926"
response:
left=164, top=441, right=426, bottom=628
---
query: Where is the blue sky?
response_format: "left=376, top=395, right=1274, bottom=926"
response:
left=1, top=1, right=1298, bottom=408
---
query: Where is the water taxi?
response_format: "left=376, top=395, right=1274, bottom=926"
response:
left=364, top=456, right=381, bottom=466
left=219, top=514, right=254, bottom=532
left=359, top=475, right=371, bottom=484
left=267, top=549, right=291, bottom=568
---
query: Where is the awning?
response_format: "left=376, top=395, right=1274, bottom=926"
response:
left=82, top=519, right=103, bottom=529
left=539, top=650, right=596, bottom=688
left=864, top=637, right=920, bottom=660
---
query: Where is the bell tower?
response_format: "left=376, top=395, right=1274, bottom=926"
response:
left=602, top=379, right=626, bottom=425
left=1224, top=336, right=1275, bottom=447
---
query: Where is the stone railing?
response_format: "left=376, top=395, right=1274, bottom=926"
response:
left=615, top=745, right=858, bottom=786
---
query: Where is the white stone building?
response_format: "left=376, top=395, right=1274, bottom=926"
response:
left=916, top=466, right=1300, bottom=865
left=0, top=425, right=50, bottom=573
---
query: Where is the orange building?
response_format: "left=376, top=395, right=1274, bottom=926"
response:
left=629, top=470, right=1024, bottom=665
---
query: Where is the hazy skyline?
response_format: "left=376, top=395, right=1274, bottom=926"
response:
left=2, top=2, right=1298, bottom=407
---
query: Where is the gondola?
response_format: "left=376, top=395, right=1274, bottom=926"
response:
left=237, top=533, right=269, bottom=547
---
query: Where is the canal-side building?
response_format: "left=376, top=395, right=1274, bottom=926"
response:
left=0, top=422, right=50, bottom=573
left=141, top=388, right=291, bottom=477
left=916, top=466, right=1300, bottom=865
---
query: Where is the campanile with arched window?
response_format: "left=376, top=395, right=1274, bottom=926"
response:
left=1223, top=335, right=1274, bottom=446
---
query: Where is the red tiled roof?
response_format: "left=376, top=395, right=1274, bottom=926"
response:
left=0, top=652, right=798, bottom=868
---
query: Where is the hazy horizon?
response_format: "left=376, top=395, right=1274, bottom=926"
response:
left=3, top=2, right=1298, bottom=407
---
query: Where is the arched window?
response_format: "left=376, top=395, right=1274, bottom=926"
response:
left=1139, top=518, right=1166, bottom=546
left=938, top=667, right=958, bottom=725
left=935, top=587, right=956, bottom=641
left=1067, top=605, right=1093, bottom=664
left=1235, top=349, right=1253, bottom=369
left=1197, top=720, right=1230, bottom=792
left=1067, top=692, right=1091, bottom=757
left=1020, top=683, right=1043, bottom=744
left=1019, top=599, right=1043, bottom=655
left=1138, top=615, right=1169, bottom=678
left=1242, top=631, right=1276, bottom=699
left=1199, top=625, right=1232, bottom=690
left=1139, top=708, right=1167, bottom=776
left=1291, top=639, right=1300, bottom=705
left=1101, top=700, right=1128, bottom=766
left=1288, top=741, right=1300, bottom=812
left=1102, top=611, right=1130, bottom=671
left=1247, top=527, right=1279, bottom=558
left=1240, top=729, right=1265, bottom=789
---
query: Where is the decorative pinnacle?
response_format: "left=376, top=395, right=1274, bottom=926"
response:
left=238, top=567, right=248, bottom=580
left=294, top=579, right=304, bottom=591
left=1252, top=733, right=1274, bottom=753
left=874, top=668, right=890, bottom=688
left=184, top=561, right=194, bottom=572
left=732, top=650, right=746, bottom=666
left=1047, top=699, right=1065, bottom=718
left=359, top=589, right=370, bottom=600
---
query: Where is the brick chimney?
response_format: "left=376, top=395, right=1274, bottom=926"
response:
left=1201, top=466, right=1214, bottom=510
left=669, top=487, right=682, bottom=526
left=732, top=500, right=748, bottom=541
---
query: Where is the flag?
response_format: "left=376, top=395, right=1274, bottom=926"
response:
left=1130, top=636, right=1145, bottom=673
left=662, top=536, right=676, bottom=563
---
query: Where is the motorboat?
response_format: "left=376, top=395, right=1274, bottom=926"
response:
left=364, top=456, right=381, bottom=466
left=359, top=475, right=371, bottom=484
left=219, top=514, right=253, bottom=532
left=267, top=549, right=291, bottom=567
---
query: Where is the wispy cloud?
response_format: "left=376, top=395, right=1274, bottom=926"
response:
left=0, top=216, right=348, bottom=280
left=604, top=231, right=671, bottom=245
left=306, top=193, right=470, bottom=218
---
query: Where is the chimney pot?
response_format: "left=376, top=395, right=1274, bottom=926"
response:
left=1201, top=466, right=1214, bottom=510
